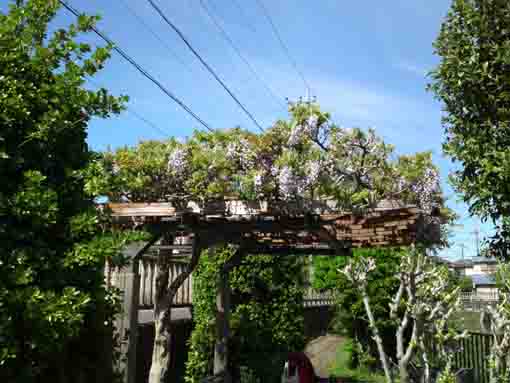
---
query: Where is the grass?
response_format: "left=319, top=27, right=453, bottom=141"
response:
left=328, top=340, right=388, bottom=383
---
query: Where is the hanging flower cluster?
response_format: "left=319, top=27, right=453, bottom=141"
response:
left=90, top=103, right=443, bottom=212
left=167, top=147, right=188, bottom=175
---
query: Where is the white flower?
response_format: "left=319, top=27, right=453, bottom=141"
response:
left=253, top=173, right=264, bottom=194
left=112, top=161, right=120, bottom=175
left=167, top=148, right=187, bottom=174
left=305, top=160, right=321, bottom=186
left=278, top=166, right=297, bottom=199
left=225, top=138, right=255, bottom=170
left=288, top=123, right=306, bottom=146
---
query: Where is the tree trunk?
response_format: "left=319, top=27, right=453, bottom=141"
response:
left=361, top=292, right=393, bottom=383
left=398, top=362, right=410, bottom=383
left=149, top=310, right=172, bottom=383
left=148, top=235, right=202, bottom=383
left=149, top=247, right=171, bottom=383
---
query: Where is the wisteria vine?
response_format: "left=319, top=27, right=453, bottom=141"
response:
left=91, top=103, right=442, bottom=212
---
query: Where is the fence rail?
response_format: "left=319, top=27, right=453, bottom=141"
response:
left=452, top=332, right=493, bottom=383
left=105, top=260, right=334, bottom=313
left=460, top=292, right=499, bottom=301
left=303, top=290, right=335, bottom=307
left=104, top=256, right=193, bottom=309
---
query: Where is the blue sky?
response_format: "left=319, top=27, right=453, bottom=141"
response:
left=2, top=0, right=495, bottom=259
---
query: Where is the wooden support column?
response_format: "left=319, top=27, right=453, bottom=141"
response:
left=113, top=241, right=152, bottom=383
left=214, top=267, right=232, bottom=383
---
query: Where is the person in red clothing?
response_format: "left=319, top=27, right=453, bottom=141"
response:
left=282, top=352, right=315, bottom=383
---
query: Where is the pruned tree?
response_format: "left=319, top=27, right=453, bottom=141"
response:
left=480, top=263, right=510, bottom=383
left=341, top=249, right=464, bottom=383
left=312, top=248, right=403, bottom=368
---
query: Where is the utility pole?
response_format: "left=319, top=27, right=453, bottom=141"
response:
left=459, top=243, right=467, bottom=261
left=472, top=224, right=480, bottom=257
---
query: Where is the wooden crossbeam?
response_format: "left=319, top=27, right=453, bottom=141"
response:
left=106, top=200, right=441, bottom=250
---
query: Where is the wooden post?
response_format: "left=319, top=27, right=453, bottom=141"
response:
left=113, top=242, right=149, bottom=383
left=214, top=268, right=232, bottom=383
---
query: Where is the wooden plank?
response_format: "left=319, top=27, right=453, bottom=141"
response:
left=109, top=202, right=177, bottom=216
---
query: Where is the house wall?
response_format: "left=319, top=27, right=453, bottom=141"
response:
left=474, top=286, right=499, bottom=299
left=472, top=264, right=497, bottom=274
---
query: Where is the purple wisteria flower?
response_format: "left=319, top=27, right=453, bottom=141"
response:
left=225, top=138, right=255, bottom=169
left=167, top=147, right=187, bottom=175
left=253, top=173, right=264, bottom=194
left=278, top=166, right=297, bottom=200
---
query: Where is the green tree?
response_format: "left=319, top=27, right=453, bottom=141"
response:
left=429, top=0, right=510, bottom=254
left=185, top=247, right=305, bottom=382
left=312, top=248, right=403, bottom=369
left=0, top=1, right=144, bottom=380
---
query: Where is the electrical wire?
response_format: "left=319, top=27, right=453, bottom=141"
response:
left=86, top=77, right=171, bottom=138
left=255, top=0, right=311, bottom=95
left=147, top=0, right=265, bottom=132
left=199, top=0, right=287, bottom=110
left=58, top=0, right=213, bottom=132
left=118, top=0, right=194, bottom=74
left=231, top=0, right=257, bottom=33
left=127, top=108, right=170, bottom=138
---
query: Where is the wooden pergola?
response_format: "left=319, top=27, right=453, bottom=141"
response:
left=106, top=199, right=442, bottom=383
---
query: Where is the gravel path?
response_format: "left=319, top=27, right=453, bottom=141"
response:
left=304, top=335, right=344, bottom=378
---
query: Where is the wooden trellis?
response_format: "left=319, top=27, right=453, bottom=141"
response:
left=106, top=200, right=442, bottom=383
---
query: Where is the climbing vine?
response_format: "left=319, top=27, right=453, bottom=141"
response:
left=185, top=246, right=306, bottom=382
left=89, top=103, right=444, bottom=215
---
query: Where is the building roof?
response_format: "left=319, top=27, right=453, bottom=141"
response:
left=451, top=259, right=473, bottom=268
left=428, top=255, right=451, bottom=266
left=470, top=274, right=496, bottom=286
left=471, top=256, right=498, bottom=264
left=450, top=256, right=498, bottom=268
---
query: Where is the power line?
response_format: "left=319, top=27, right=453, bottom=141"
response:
left=86, top=78, right=171, bottom=138
left=118, top=0, right=193, bottom=74
left=58, top=0, right=213, bottom=132
left=128, top=108, right=170, bottom=138
left=231, top=0, right=257, bottom=34
left=255, top=0, right=311, bottom=95
left=147, top=0, right=265, bottom=132
left=199, top=0, right=286, bottom=109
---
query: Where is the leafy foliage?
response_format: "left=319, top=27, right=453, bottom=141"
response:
left=0, top=1, right=146, bottom=380
left=312, top=249, right=403, bottom=367
left=451, top=273, right=474, bottom=292
left=89, top=102, right=443, bottom=213
left=185, top=246, right=305, bottom=382
left=341, top=250, right=465, bottom=383
left=429, top=0, right=510, bottom=252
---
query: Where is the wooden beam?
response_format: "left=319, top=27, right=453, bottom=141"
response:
left=106, top=201, right=442, bottom=249
left=112, top=241, right=154, bottom=383
left=213, top=267, right=232, bottom=383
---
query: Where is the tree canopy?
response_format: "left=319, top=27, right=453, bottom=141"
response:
left=430, top=0, right=510, bottom=222
left=0, top=1, right=146, bottom=380
left=88, top=102, right=444, bottom=214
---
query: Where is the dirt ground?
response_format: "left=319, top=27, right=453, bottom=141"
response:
left=304, top=335, right=344, bottom=378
